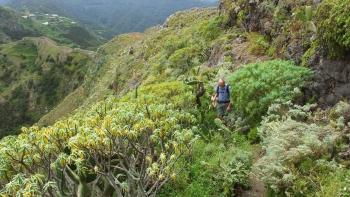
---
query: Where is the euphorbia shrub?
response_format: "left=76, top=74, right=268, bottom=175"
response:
left=0, top=81, right=198, bottom=197
left=228, top=60, right=311, bottom=125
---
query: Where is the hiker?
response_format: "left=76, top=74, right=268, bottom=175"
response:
left=211, top=79, right=232, bottom=118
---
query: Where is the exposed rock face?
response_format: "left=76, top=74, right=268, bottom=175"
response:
left=305, top=53, right=350, bottom=106
left=219, top=0, right=350, bottom=107
left=220, top=0, right=269, bottom=32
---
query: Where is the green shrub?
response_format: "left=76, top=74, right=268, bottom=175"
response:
left=0, top=82, right=198, bottom=196
left=228, top=60, right=312, bottom=126
left=247, top=32, right=269, bottom=55
left=254, top=101, right=347, bottom=195
left=159, top=134, right=252, bottom=197
left=301, top=41, right=317, bottom=66
left=213, top=151, right=251, bottom=195
left=316, top=0, right=350, bottom=57
left=317, top=169, right=350, bottom=197
left=198, top=16, right=224, bottom=41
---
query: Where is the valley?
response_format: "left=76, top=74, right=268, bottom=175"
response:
left=0, top=0, right=350, bottom=196
left=0, top=37, right=94, bottom=137
left=4, top=0, right=218, bottom=38
left=0, top=6, right=102, bottom=49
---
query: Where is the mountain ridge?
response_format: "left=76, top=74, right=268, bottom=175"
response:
left=6, top=0, right=218, bottom=38
left=1, top=0, right=350, bottom=196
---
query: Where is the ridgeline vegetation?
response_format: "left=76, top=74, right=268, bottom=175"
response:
left=1, top=0, right=350, bottom=196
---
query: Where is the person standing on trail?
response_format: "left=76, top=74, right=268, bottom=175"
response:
left=211, top=79, right=232, bottom=118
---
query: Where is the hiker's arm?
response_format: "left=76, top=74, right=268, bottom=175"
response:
left=226, top=102, right=232, bottom=112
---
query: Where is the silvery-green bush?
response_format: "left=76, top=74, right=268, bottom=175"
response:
left=254, top=101, right=348, bottom=195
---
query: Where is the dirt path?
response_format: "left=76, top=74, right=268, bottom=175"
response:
left=241, top=145, right=266, bottom=197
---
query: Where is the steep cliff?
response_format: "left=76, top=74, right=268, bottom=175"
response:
left=0, top=37, right=94, bottom=137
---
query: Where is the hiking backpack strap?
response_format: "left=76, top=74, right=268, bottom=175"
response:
left=217, top=85, right=230, bottom=95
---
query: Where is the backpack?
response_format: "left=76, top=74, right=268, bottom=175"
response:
left=216, top=85, right=230, bottom=95
left=216, top=85, right=230, bottom=102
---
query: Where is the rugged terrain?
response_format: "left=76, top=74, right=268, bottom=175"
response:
left=1, top=0, right=350, bottom=196
left=0, top=37, right=94, bottom=137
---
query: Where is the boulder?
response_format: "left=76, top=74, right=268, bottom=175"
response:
left=305, top=53, right=350, bottom=107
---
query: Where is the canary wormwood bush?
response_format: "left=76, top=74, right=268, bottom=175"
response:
left=254, top=101, right=347, bottom=195
left=0, top=81, right=198, bottom=197
left=228, top=60, right=311, bottom=126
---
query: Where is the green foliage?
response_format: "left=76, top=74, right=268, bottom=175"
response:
left=198, top=16, right=224, bottom=41
left=316, top=0, right=350, bottom=57
left=293, top=6, right=314, bottom=22
left=0, top=6, right=102, bottom=49
left=228, top=60, right=312, bottom=126
left=0, top=81, right=199, bottom=196
left=214, top=151, right=251, bottom=195
left=159, top=133, right=252, bottom=197
left=0, top=38, right=92, bottom=137
left=301, top=41, right=317, bottom=66
left=1, top=174, right=58, bottom=196
left=147, top=12, right=223, bottom=76
left=37, top=9, right=223, bottom=129
left=247, top=32, right=269, bottom=55
left=255, top=101, right=347, bottom=195
left=317, top=169, right=350, bottom=197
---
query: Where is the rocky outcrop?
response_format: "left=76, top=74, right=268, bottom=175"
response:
left=219, top=0, right=350, bottom=107
left=304, top=52, right=350, bottom=106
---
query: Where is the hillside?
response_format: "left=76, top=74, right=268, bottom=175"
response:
left=0, top=6, right=102, bottom=49
left=0, top=37, right=94, bottom=137
left=6, top=0, right=218, bottom=38
left=1, top=0, right=350, bottom=196
left=0, top=6, right=39, bottom=42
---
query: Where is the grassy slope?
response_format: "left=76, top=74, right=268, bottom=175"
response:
left=40, top=7, right=271, bottom=126
left=0, top=37, right=94, bottom=137
left=39, top=8, right=223, bottom=125
left=0, top=6, right=102, bottom=49
left=0, top=6, right=40, bottom=42
left=33, top=9, right=272, bottom=196
left=1, top=1, right=349, bottom=196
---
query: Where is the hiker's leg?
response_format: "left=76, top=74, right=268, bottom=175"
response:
left=217, top=103, right=225, bottom=119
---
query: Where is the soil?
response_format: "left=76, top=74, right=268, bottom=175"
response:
left=241, top=145, right=267, bottom=197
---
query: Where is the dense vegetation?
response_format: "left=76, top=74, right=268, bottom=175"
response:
left=0, top=6, right=39, bottom=42
left=316, top=0, right=350, bottom=57
left=1, top=0, right=350, bottom=196
left=256, top=101, right=350, bottom=196
left=0, top=37, right=93, bottom=137
left=229, top=60, right=311, bottom=126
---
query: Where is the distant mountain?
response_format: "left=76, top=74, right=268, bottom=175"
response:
left=0, top=6, right=102, bottom=49
left=6, top=0, right=217, bottom=38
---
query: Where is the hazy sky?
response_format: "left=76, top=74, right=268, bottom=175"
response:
left=0, top=0, right=218, bottom=4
